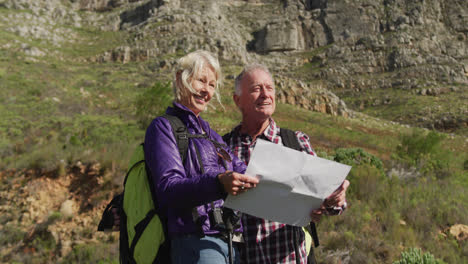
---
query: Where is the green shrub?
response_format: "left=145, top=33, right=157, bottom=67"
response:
left=396, top=130, right=445, bottom=165
left=135, top=81, right=172, bottom=128
left=48, top=211, right=63, bottom=222
left=60, top=243, right=118, bottom=264
left=393, top=248, right=446, bottom=264
left=333, top=148, right=384, bottom=172
left=346, top=164, right=385, bottom=201
left=0, top=227, right=25, bottom=247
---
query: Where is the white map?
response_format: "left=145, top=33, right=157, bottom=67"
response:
left=224, top=139, right=351, bottom=226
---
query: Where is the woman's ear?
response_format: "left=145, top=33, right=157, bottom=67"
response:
left=175, top=70, right=185, bottom=92
left=175, top=70, right=182, bottom=83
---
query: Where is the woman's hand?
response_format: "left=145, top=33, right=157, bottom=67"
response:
left=218, top=171, right=259, bottom=196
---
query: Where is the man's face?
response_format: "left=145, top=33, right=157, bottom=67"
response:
left=234, top=69, right=276, bottom=121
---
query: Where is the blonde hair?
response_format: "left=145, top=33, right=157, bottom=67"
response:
left=174, top=50, right=222, bottom=106
left=234, top=63, right=274, bottom=95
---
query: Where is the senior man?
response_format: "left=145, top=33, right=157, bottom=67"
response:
left=223, top=64, right=350, bottom=264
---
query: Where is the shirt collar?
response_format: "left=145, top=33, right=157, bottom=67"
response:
left=261, top=118, right=278, bottom=142
left=234, top=118, right=278, bottom=143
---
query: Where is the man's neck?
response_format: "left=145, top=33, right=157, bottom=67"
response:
left=240, top=118, right=270, bottom=140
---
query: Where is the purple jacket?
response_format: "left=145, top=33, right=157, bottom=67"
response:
left=144, top=102, right=246, bottom=238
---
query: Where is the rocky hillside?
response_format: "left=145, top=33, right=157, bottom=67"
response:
left=1, top=0, right=467, bottom=263
left=2, top=0, right=467, bottom=132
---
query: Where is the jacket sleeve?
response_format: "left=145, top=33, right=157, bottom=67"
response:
left=144, top=117, right=225, bottom=210
left=228, top=148, right=246, bottom=174
left=211, top=129, right=246, bottom=174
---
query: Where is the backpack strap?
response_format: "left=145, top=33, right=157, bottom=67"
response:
left=163, top=114, right=190, bottom=163
left=162, top=114, right=209, bottom=238
left=279, top=128, right=302, bottom=151
left=163, top=114, right=208, bottom=165
left=279, top=127, right=319, bottom=264
left=222, top=130, right=235, bottom=145
left=129, top=209, right=157, bottom=258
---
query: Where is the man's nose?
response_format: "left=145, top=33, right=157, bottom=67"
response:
left=259, top=86, right=268, bottom=97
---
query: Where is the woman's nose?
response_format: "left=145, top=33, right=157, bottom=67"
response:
left=198, top=83, right=208, bottom=93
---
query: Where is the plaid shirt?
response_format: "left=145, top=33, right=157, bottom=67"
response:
left=224, top=119, right=316, bottom=264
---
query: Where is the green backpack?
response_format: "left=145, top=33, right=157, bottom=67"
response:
left=119, top=144, right=167, bottom=263
left=98, top=114, right=205, bottom=264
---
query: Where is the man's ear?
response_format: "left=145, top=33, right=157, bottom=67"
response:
left=233, top=94, right=241, bottom=108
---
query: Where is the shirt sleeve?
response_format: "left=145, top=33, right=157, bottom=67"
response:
left=295, top=131, right=316, bottom=156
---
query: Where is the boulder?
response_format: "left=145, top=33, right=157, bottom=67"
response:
left=254, top=20, right=301, bottom=53
left=449, top=224, right=468, bottom=242
left=60, top=200, right=77, bottom=219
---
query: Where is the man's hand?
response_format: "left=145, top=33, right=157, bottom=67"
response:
left=310, top=208, right=324, bottom=223
left=309, top=180, right=350, bottom=222
left=218, top=171, right=259, bottom=196
left=324, top=179, right=350, bottom=208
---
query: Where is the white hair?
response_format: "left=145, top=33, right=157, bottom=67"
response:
left=174, top=50, right=222, bottom=105
left=234, top=63, right=274, bottom=96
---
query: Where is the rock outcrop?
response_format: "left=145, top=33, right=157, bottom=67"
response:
left=275, top=76, right=350, bottom=117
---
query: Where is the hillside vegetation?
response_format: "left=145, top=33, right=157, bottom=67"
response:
left=0, top=0, right=467, bottom=263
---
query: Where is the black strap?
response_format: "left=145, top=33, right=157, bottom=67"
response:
left=163, top=114, right=208, bottom=177
left=163, top=114, right=208, bottom=164
left=123, top=158, right=145, bottom=186
left=222, top=130, right=235, bottom=146
left=119, top=209, right=131, bottom=264
left=97, top=193, right=122, bottom=231
left=279, top=128, right=302, bottom=151
left=279, top=128, right=319, bottom=264
left=129, top=209, right=157, bottom=259
left=309, top=223, right=319, bottom=247
left=306, top=223, right=319, bottom=264
left=163, top=114, right=190, bottom=163
left=292, top=227, right=301, bottom=264
left=162, top=114, right=210, bottom=240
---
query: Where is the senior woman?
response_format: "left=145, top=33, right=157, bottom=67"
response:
left=144, top=50, right=258, bottom=264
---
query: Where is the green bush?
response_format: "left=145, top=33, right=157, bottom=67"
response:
left=346, top=164, right=386, bottom=202
left=0, top=227, right=25, bottom=247
left=396, top=130, right=445, bottom=165
left=60, top=243, right=119, bottom=264
left=393, top=248, right=446, bottom=264
left=333, top=148, right=384, bottom=172
left=135, top=81, right=173, bottom=129
left=396, top=130, right=453, bottom=178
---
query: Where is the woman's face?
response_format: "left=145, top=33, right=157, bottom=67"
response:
left=181, top=66, right=217, bottom=116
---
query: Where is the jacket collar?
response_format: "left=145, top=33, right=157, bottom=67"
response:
left=167, top=101, right=210, bottom=135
